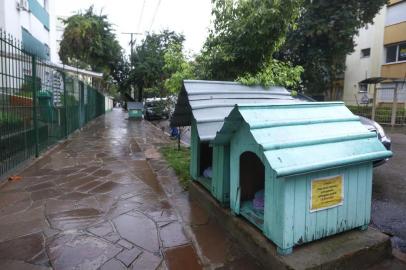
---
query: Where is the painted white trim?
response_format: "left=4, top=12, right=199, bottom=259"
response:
left=383, top=59, right=406, bottom=65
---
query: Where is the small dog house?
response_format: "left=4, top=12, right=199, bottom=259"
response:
left=171, top=80, right=295, bottom=204
left=127, top=102, right=143, bottom=119
left=213, top=102, right=392, bottom=255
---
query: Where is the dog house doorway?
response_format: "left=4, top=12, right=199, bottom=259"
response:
left=198, top=142, right=213, bottom=190
left=239, top=151, right=265, bottom=230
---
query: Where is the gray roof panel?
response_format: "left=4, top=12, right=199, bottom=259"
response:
left=171, top=80, right=295, bottom=141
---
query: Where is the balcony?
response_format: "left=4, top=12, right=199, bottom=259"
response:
left=22, top=28, right=50, bottom=60
left=28, top=0, right=50, bottom=30
left=384, top=22, right=406, bottom=45
left=381, top=61, right=406, bottom=78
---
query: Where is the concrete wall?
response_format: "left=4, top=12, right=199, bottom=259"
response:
left=48, top=0, right=59, bottom=63
left=342, top=7, right=386, bottom=105
left=0, top=1, right=5, bottom=30
left=105, top=97, right=114, bottom=111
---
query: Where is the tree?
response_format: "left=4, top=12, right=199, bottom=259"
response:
left=238, top=58, right=303, bottom=89
left=163, top=43, right=195, bottom=94
left=59, top=6, right=122, bottom=76
left=129, top=30, right=185, bottom=101
left=197, top=0, right=302, bottom=83
left=278, top=0, right=388, bottom=98
left=110, top=56, right=132, bottom=96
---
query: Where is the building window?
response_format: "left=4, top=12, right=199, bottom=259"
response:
left=386, top=42, right=406, bottom=63
left=399, top=44, right=406, bottom=62
left=44, top=43, right=50, bottom=59
left=359, top=83, right=368, bottom=93
left=361, top=48, right=370, bottom=58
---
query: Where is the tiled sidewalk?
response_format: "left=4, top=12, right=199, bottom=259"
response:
left=0, top=109, right=260, bottom=270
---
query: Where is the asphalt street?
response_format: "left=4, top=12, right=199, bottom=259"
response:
left=372, top=127, right=406, bottom=253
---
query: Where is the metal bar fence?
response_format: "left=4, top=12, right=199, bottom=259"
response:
left=0, top=29, right=107, bottom=177
left=345, top=87, right=406, bottom=126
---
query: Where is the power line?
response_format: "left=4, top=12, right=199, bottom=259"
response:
left=137, top=0, right=146, bottom=32
left=149, top=0, right=162, bottom=32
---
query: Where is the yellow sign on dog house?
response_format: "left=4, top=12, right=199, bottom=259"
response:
left=311, top=175, right=344, bottom=212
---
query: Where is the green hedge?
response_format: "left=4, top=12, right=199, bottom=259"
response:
left=347, top=105, right=406, bottom=124
left=0, top=111, right=23, bottom=128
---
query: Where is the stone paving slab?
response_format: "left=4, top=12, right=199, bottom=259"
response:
left=0, top=109, right=263, bottom=270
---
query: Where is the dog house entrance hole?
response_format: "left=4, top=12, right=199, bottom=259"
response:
left=198, top=142, right=213, bottom=190
left=239, top=151, right=265, bottom=230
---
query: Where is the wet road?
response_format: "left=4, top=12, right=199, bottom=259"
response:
left=0, top=109, right=260, bottom=270
left=372, top=127, right=406, bottom=254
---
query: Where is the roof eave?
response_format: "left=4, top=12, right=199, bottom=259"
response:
left=275, top=150, right=392, bottom=178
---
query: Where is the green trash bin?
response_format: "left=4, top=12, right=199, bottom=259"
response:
left=213, top=102, right=392, bottom=255
left=37, top=90, right=53, bottom=122
left=127, top=102, right=143, bottom=120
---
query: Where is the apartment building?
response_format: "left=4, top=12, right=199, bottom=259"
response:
left=343, top=0, right=406, bottom=105
left=0, top=0, right=58, bottom=62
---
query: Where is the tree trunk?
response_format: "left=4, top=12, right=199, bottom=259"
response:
left=137, top=87, right=143, bottom=102
left=326, top=68, right=336, bottom=101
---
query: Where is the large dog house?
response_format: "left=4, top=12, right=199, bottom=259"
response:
left=171, top=80, right=295, bottom=204
left=213, top=102, right=392, bottom=255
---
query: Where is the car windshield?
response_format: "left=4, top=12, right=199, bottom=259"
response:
left=145, top=100, right=167, bottom=109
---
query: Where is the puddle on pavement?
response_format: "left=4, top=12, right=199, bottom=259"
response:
left=47, top=233, right=122, bottom=270
left=48, top=208, right=103, bottom=230
left=164, top=244, right=202, bottom=270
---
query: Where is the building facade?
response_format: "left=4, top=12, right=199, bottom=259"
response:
left=343, top=0, right=406, bottom=105
left=0, top=0, right=57, bottom=62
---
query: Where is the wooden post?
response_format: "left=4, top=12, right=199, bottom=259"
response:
left=391, top=83, right=399, bottom=127
left=371, top=84, right=378, bottom=121
left=178, top=126, right=181, bottom=150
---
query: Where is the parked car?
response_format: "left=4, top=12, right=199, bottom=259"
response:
left=294, top=93, right=391, bottom=166
left=144, top=98, right=170, bottom=121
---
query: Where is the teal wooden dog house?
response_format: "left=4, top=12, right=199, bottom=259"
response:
left=171, top=80, right=295, bottom=204
left=213, top=102, right=392, bottom=255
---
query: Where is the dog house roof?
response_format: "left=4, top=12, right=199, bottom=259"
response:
left=214, top=102, right=392, bottom=177
left=170, top=80, right=294, bottom=141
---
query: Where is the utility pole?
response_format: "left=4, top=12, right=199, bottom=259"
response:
left=121, top=32, right=142, bottom=100
left=122, top=32, right=142, bottom=59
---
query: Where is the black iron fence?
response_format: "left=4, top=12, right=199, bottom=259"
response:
left=0, top=29, right=108, bottom=177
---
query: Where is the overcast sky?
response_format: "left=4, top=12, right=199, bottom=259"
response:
left=55, top=0, right=213, bottom=56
